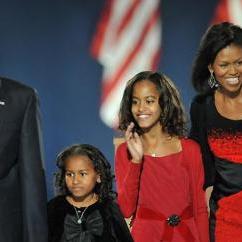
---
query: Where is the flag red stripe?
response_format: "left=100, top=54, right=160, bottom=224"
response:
left=115, top=0, right=140, bottom=40
left=101, top=8, right=160, bottom=103
left=90, top=0, right=114, bottom=58
left=151, top=48, right=161, bottom=70
left=212, top=0, right=230, bottom=24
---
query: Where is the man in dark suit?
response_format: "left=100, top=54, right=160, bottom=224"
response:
left=0, top=77, right=48, bottom=242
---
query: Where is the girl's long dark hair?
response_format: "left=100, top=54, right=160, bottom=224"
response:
left=119, top=71, right=187, bottom=137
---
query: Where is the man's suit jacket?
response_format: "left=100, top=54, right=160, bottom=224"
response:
left=0, top=77, right=48, bottom=242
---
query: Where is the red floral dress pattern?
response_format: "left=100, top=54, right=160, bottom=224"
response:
left=215, top=191, right=242, bottom=242
left=208, top=129, right=242, bottom=164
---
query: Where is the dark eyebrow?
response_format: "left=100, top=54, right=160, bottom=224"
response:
left=219, top=57, right=242, bottom=63
left=145, top=95, right=157, bottom=98
left=235, top=57, right=242, bottom=62
left=65, top=169, right=89, bottom=172
left=132, top=95, right=157, bottom=99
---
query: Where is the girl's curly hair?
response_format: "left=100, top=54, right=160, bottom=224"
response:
left=54, top=144, right=116, bottom=202
left=118, top=71, right=187, bottom=137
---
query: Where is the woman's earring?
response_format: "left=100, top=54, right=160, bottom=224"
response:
left=97, top=176, right=101, bottom=183
left=208, top=72, right=219, bottom=89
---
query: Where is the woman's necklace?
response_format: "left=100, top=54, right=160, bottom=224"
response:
left=73, top=206, right=88, bottom=224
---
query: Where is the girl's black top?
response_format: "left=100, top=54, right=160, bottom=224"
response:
left=47, top=195, right=133, bottom=242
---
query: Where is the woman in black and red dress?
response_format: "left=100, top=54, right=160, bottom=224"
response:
left=190, top=22, right=242, bottom=242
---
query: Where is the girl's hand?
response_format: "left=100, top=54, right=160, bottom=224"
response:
left=125, top=122, right=143, bottom=163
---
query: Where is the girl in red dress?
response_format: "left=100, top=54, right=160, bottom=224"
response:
left=115, top=71, right=209, bottom=242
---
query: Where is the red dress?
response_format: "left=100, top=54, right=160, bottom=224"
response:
left=115, top=138, right=209, bottom=242
left=190, top=94, right=242, bottom=241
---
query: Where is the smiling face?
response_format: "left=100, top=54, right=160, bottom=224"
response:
left=209, top=44, right=242, bottom=93
left=131, top=79, right=161, bottom=131
left=65, top=155, right=100, bottom=202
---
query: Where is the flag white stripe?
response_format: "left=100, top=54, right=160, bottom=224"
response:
left=99, top=0, right=159, bottom=69
left=92, top=0, right=162, bottom=127
left=100, top=21, right=161, bottom=126
left=228, top=0, right=242, bottom=25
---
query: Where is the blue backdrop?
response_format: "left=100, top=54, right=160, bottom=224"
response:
left=0, top=0, right=217, bottom=198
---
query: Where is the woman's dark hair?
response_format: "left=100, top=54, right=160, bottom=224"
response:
left=192, top=22, right=242, bottom=93
left=118, top=71, right=186, bottom=137
left=54, top=144, right=116, bottom=202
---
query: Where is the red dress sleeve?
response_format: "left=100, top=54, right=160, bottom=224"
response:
left=115, top=142, right=142, bottom=218
left=187, top=139, right=209, bottom=242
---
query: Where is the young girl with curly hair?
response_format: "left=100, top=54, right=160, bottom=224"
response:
left=48, top=144, right=133, bottom=242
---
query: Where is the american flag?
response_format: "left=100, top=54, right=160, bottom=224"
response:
left=212, top=0, right=242, bottom=25
left=91, top=0, right=162, bottom=128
